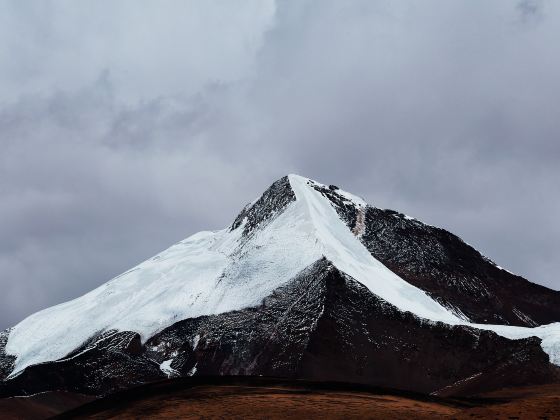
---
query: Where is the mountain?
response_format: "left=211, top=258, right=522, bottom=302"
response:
left=1, top=174, right=559, bottom=398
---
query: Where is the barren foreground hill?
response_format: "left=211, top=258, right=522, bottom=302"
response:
left=39, top=377, right=560, bottom=419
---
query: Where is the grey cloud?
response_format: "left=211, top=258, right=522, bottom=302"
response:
left=1, top=0, right=559, bottom=329
left=517, top=0, right=544, bottom=21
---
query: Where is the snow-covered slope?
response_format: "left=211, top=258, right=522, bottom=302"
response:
left=4, top=174, right=560, bottom=378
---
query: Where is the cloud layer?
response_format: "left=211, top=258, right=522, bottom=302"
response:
left=1, top=0, right=559, bottom=329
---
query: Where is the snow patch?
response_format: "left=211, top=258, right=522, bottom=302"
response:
left=187, top=363, right=197, bottom=376
left=192, top=334, right=201, bottom=349
left=159, top=359, right=179, bottom=378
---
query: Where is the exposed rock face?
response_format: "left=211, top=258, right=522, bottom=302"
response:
left=230, top=176, right=295, bottom=236
left=1, top=260, right=557, bottom=397
left=359, top=207, right=560, bottom=326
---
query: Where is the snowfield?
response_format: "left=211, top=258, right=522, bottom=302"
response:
left=5, top=174, right=560, bottom=376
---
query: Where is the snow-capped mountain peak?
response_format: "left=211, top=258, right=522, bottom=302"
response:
left=2, top=174, right=560, bottom=387
left=4, top=174, right=455, bottom=376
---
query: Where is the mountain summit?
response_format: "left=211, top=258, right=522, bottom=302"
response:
left=1, top=174, right=560, bottom=397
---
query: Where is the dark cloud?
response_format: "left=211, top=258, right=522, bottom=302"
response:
left=517, top=0, right=544, bottom=22
left=1, top=0, right=559, bottom=329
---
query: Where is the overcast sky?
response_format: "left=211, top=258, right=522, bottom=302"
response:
left=1, top=0, right=559, bottom=330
